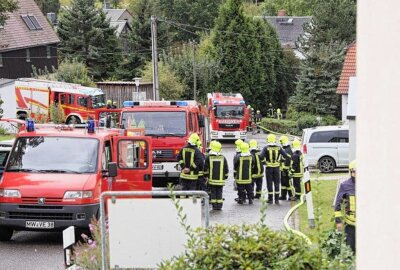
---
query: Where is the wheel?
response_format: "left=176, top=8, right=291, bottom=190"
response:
left=318, top=156, right=336, bottom=173
left=66, top=116, right=81, bottom=125
left=0, top=227, right=13, bottom=241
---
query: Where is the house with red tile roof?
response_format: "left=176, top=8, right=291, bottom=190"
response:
left=0, top=0, right=60, bottom=79
left=337, top=42, right=356, bottom=122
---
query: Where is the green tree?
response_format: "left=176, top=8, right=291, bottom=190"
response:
left=34, top=0, right=60, bottom=15
left=289, top=42, right=346, bottom=116
left=140, top=61, right=185, bottom=100
left=0, top=0, right=18, bottom=27
left=156, top=0, right=223, bottom=43
left=261, top=0, right=317, bottom=16
left=211, top=0, right=263, bottom=109
left=57, top=0, right=121, bottom=80
left=55, top=59, right=94, bottom=86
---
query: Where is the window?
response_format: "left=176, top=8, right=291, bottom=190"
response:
left=338, top=130, right=349, bottom=143
left=77, top=96, right=88, bottom=107
left=118, top=140, right=148, bottom=169
left=46, top=46, right=51, bottom=59
left=102, top=141, right=112, bottom=170
left=0, top=53, right=3, bottom=67
left=189, top=113, right=193, bottom=131
left=68, top=95, right=75, bottom=105
left=21, top=15, right=42, bottom=30
left=309, top=131, right=337, bottom=143
left=26, top=49, right=30, bottom=62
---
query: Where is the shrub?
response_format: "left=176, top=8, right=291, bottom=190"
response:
left=260, top=118, right=300, bottom=136
left=49, top=104, right=65, bottom=124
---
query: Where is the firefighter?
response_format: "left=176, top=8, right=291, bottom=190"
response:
left=106, top=100, right=112, bottom=109
left=204, top=141, right=229, bottom=210
left=290, top=139, right=304, bottom=200
left=177, top=133, right=204, bottom=191
left=255, top=110, right=262, bottom=124
left=335, top=160, right=356, bottom=253
left=279, top=135, right=294, bottom=200
left=234, top=142, right=254, bottom=204
left=112, top=101, right=117, bottom=109
left=196, top=140, right=207, bottom=192
left=233, top=139, right=243, bottom=202
left=260, top=133, right=289, bottom=204
left=249, top=139, right=264, bottom=199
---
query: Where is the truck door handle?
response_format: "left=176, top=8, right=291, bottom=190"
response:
left=144, top=174, right=151, bottom=181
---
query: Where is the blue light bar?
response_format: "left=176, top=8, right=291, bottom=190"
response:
left=87, top=120, right=95, bottom=133
left=213, top=101, right=219, bottom=105
left=123, top=101, right=135, bottom=107
left=239, top=100, right=245, bottom=105
left=26, top=119, right=35, bottom=132
left=176, top=101, right=188, bottom=106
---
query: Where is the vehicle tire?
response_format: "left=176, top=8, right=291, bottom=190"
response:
left=66, top=116, right=81, bottom=125
left=0, top=227, right=13, bottom=241
left=318, top=156, right=336, bottom=173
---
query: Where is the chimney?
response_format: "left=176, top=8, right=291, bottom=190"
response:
left=278, top=10, right=287, bottom=16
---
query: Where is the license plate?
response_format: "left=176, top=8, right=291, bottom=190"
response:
left=26, top=221, right=54, bottom=229
left=152, top=164, right=164, bottom=170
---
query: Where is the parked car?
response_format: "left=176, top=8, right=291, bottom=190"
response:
left=301, top=125, right=349, bottom=173
left=0, top=139, right=13, bottom=178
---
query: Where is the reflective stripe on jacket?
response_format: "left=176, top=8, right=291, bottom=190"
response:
left=334, top=178, right=356, bottom=226
left=291, top=150, right=303, bottom=177
left=204, top=154, right=229, bottom=186
left=251, top=149, right=264, bottom=178
left=234, top=155, right=253, bottom=184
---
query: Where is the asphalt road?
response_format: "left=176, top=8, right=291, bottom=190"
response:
left=0, top=133, right=293, bottom=270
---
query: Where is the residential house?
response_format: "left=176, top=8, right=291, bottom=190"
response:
left=0, top=0, right=59, bottom=79
left=103, top=8, right=133, bottom=52
left=337, top=42, right=357, bottom=161
left=260, top=10, right=312, bottom=59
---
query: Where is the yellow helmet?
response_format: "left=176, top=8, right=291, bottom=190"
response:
left=249, top=139, right=258, bottom=149
left=349, top=160, right=357, bottom=171
left=267, top=134, right=276, bottom=143
left=235, top=139, right=243, bottom=151
left=279, top=135, right=289, bottom=146
left=211, top=141, right=222, bottom=153
left=240, top=142, right=250, bottom=154
left=196, top=139, right=202, bottom=148
left=292, top=139, right=301, bottom=150
left=107, top=100, right=112, bottom=104
left=188, top=133, right=200, bottom=145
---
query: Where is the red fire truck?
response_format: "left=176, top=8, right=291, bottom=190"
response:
left=0, top=78, right=108, bottom=124
left=207, top=93, right=250, bottom=140
left=0, top=119, right=152, bottom=241
left=120, top=100, right=208, bottom=188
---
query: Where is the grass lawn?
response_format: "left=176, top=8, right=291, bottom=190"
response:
left=298, top=179, right=339, bottom=243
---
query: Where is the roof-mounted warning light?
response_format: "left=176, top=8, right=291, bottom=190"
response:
left=239, top=100, right=245, bottom=105
left=27, top=119, right=35, bottom=132
left=123, top=100, right=190, bottom=107
left=87, top=120, right=95, bottom=133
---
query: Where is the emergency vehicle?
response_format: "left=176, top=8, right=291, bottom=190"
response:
left=207, top=93, right=250, bottom=140
left=120, top=100, right=208, bottom=187
left=0, top=119, right=152, bottom=241
left=0, top=78, right=107, bottom=124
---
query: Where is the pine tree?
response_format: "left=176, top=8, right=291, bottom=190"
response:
left=290, top=42, right=345, bottom=116
left=57, top=0, right=120, bottom=80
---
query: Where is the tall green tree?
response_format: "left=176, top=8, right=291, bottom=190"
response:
left=0, top=0, right=18, bottom=27
left=211, top=0, right=264, bottom=109
left=156, top=0, right=223, bottom=42
left=261, top=0, right=317, bottom=16
left=57, top=0, right=121, bottom=80
left=289, top=42, right=346, bottom=116
left=34, top=0, right=60, bottom=15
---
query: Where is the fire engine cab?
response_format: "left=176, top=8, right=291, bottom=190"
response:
left=207, top=93, right=250, bottom=140
left=121, top=100, right=208, bottom=188
left=0, top=119, right=152, bottom=241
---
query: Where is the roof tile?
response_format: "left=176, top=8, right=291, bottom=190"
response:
left=337, top=42, right=356, bottom=95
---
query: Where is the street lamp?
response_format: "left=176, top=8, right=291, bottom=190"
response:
left=133, top=77, right=141, bottom=101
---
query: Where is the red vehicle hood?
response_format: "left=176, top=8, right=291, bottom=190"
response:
left=1, top=172, right=95, bottom=198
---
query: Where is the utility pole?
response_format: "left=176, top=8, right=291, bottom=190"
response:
left=192, top=41, right=197, bottom=101
left=151, top=16, right=159, bottom=101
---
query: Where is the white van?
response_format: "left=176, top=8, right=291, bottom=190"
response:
left=301, top=125, right=349, bottom=173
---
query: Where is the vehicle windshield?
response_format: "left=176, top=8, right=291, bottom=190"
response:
left=91, top=94, right=106, bottom=109
left=122, top=111, right=187, bottom=136
left=6, top=137, right=99, bottom=173
left=215, top=105, right=244, bottom=119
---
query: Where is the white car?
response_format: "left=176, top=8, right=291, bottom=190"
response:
left=301, top=125, right=349, bottom=173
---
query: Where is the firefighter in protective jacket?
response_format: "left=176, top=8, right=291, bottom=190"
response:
left=279, top=135, right=294, bottom=200
left=260, top=133, right=289, bottom=204
left=204, top=141, right=229, bottom=210
left=234, top=142, right=255, bottom=205
left=290, top=139, right=304, bottom=200
left=177, top=133, right=204, bottom=191
left=249, top=139, right=264, bottom=199
left=334, top=160, right=356, bottom=253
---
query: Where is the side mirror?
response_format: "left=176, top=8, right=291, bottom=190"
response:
left=198, top=115, right=205, bottom=127
left=108, top=162, right=118, bottom=177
